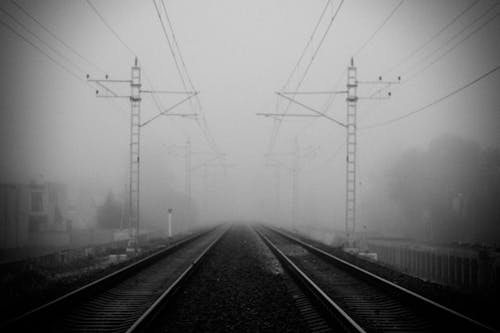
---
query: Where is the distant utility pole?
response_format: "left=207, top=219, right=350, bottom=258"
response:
left=185, top=138, right=192, bottom=220
left=291, top=137, right=300, bottom=230
left=186, top=151, right=228, bottom=221
left=265, top=159, right=282, bottom=224
left=200, top=157, right=235, bottom=219
left=262, top=138, right=317, bottom=230
left=87, top=57, right=197, bottom=249
left=168, top=141, right=225, bottom=227
left=167, top=208, right=173, bottom=239
left=345, top=59, right=357, bottom=241
left=271, top=58, right=399, bottom=244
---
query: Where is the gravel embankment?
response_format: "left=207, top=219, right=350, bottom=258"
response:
left=152, top=224, right=308, bottom=332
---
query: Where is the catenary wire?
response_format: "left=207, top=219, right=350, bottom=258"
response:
left=385, top=0, right=480, bottom=75
left=362, top=64, right=500, bottom=129
left=11, top=0, right=106, bottom=75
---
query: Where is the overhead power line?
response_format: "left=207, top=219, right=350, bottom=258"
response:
left=288, top=0, right=406, bottom=146
left=152, top=0, right=188, bottom=91
left=386, top=0, right=480, bottom=75
left=160, top=0, right=197, bottom=97
left=11, top=0, right=106, bottom=75
left=362, top=64, right=500, bottom=129
left=405, top=5, right=500, bottom=82
left=0, top=15, right=83, bottom=83
left=281, top=0, right=332, bottom=91
left=85, top=0, right=196, bottom=138
left=86, top=0, right=136, bottom=56
left=152, top=0, right=220, bottom=154
left=85, top=0, right=168, bottom=109
left=0, top=6, right=87, bottom=75
left=354, top=0, right=405, bottom=57
left=268, top=0, right=344, bottom=154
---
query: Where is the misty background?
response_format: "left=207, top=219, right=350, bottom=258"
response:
left=0, top=0, right=499, bottom=245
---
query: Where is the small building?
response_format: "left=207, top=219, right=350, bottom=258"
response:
left=0, top=181, right=71, bottom=249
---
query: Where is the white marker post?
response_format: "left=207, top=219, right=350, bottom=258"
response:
left=167, top=208, right=173, bottom=239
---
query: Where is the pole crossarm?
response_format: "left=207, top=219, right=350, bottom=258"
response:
left=265, top=152, right=294, bottom=157
left=95, top=95, right=130, bottom=99
left=299, top=145, right=319, bottom=159
left=266, top=158, right=293, bottom=172
left=87, top=78, right=131, bottom=83
left=357, top=78, right=401, bottom=85
left=192, top=151, right=226, bottom=155
left=140, top=92, right=198, bottom=127
left=91, top=81, right=121, bottom=97
left=162, top=113, right=198, bottom=118
left=276, top=92, right=347, bottom=128
left=140, top=89, right=198, bottom=94
left=87, top=77, right=132, bottom=97
left=278, top=90, right=347, bottom=95
left=257, top=113, right=322, bottom=118
left=357, top=76, right=400, bottom=100
left=191, top=155, right=225, bottom=172
left=358, top=95, right=391, bottom=100
left=204, top=163, right=237, bottom=168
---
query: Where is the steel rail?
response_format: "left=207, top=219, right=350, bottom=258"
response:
left=1, top=226, right=221, bottom=332
left=255, top=227, right=365, bottom=333
left=263, top=225, right=498, bottom=333
left=127, top=225, right=230, bottom=332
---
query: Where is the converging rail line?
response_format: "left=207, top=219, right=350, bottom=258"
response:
left=256, top=225, right=498, bottom=333
left=2, top=225, right=229, bottom=333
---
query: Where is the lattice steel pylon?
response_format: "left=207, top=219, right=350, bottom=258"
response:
left=269, top=58, right=399, bottom=245
left=129, top=58, right=141, bottom=240
left=88, top=57, right=198, bottom=250
left=345, top=58, right=358, bottom=241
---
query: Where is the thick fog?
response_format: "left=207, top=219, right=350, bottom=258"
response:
left=1, top=0, right=499, bottom=244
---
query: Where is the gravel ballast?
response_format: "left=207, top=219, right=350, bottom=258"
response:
left=288, top=228, right=500, bottom=330
left=152, top=224, right=308, bottom=332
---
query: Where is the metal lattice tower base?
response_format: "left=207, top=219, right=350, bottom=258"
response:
left=345, top=58, right=357, bottom=240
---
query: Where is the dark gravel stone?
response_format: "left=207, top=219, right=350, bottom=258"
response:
left=152, top=224, right=308, bottom=333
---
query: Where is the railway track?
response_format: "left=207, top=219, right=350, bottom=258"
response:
left=2, top=225, right=229, bottom=333
left=256, top=225, right=497, bottom=333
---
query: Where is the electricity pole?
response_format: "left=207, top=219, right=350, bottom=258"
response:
left=130, top=58, right=141, bottom=243
left=292, top=137, right=300, bottom=230
left=271, top=58, right=399, bottom=245
left=268, top=163, right=281, bottom=224
left=346, top=58, right=357, bottom=241
left=185, top=138, right=192, bottom=221
left=168, top=143, right=226, bottom=228
left=88, top=57, right=197, bottom=250
left=265, top=147, right=287, bottom=225
left=261, top=139, right=317, bottom=230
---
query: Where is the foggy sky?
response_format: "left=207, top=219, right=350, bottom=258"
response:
left=1, top=0, right=499, bottom=229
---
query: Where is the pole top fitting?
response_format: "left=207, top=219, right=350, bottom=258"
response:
left=134, top=56, right=138, bottom=66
